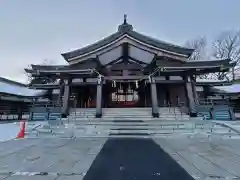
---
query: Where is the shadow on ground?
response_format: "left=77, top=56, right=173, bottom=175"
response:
left=83, top=138, right=194, bottom=180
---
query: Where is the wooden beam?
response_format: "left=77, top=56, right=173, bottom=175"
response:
left=123, top=42, right=128, bottom=63
left=104, top=75, right=148, bottom=80
left=105, top=56, right=123, bottom=66
left=128, top=56, right=148, bottom=65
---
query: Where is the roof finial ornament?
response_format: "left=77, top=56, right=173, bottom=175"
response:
left=124, top=14, right=127, bottom=24
left=118, top=14, right=133, bottom=32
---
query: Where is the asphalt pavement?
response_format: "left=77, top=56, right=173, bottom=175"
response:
left=82, top=138, right=194, bottom=180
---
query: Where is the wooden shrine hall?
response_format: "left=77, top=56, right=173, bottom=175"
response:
left=25, top=16, right=233, bottom=118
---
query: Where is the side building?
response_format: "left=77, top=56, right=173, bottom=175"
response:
left=25, top=18, right=234, bottom=118
left=0, top=77, right=44, bottom=120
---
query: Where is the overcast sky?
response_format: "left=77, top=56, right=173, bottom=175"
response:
left=0, top=0, right=239, bottom=83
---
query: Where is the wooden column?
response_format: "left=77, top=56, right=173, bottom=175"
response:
left=191, top=76, right=199, bottom=105
left=96, top=76, right=103, bottom=118
left=58, top=79, right=64, bottom=106
left=185, top=76, right=196, bottom=117
left=150, top=77, right=159, bottom=117
left=62, top=79, right=71, bottom=116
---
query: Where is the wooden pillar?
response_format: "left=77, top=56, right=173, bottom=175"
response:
left=185, top=76, right=197, bottom=117
left=96, top=76, right=103, bottom=118
left=58, top=79, right=64, bottom=106
left=150, top=77, right=159, bottom=117
left=191, top=76, right=199, bottom=105
left=62, top=79, right=71, bottom=116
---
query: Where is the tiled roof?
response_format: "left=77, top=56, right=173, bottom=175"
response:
left=61, top=22, right=193, bottom=60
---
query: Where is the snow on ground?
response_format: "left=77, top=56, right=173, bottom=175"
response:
left=0, top=123, right=19, bottom=142
left=0, top=122, right=47, bottom=142
left=213, top=84, right=240, bottom=93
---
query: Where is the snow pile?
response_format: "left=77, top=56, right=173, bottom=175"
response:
left=0, top=123, right=19, bottom=142
left=213, top=84, right=240, bottom=93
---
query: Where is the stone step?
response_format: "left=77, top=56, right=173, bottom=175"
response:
left=67, top=119, right=205, bottom=124
left=72, top=127, right=222, bottom=135
left=71, top=124, right=218, bottom=132
left=69, top=117, right=191, bottom=121
left=70, top=115, right=190, bottom=119
left=108, top=129, right=204, bottom=134
left=73, top=124, right=199, bottom=128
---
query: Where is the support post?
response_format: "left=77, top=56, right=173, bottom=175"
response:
left=191, top=76, right=199, bottom=105
left=150, top=77, right=159, bottom=117
left=96, top=75, right=103, bottom=118
left=58, top=79, right=64, bottom=106
left=62, top=79, right=71, bottom=117
left=185, top=76, right=197, bottom=117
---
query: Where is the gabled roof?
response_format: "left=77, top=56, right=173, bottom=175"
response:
left=61, top=20, right=194, bottom=61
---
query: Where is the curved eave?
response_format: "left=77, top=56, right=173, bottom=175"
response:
left=187, top=58, right=231, bottom=65
left=25, top=68, right=96, bottom=77
left=25, top=68, right=35, bottom=74
left=128, top=31, right=193, bottom=57
left=29, top=84, right=60, bottom=90
left=61, top=31, right=124, bottom=60
left=0, top=92, right=34, bottom=98
left=37, top=69, right=94, bottom=74
left=61, top=30, right=193, bottom=61
left=31, top=64, right=68, bottom=70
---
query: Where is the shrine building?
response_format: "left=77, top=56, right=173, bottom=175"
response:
left=25, top=16, right=233, bottom=118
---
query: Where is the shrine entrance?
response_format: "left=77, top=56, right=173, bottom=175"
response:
left=106, top=81, right=140, bottom=108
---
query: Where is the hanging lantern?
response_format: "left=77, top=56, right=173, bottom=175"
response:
left=97, top=75, right=101, bottom=84
left=148, top=76, right=152, bottom=83
left=135, top=80, right=138, bottom=89
left=112, top=80, right=116, bottom=88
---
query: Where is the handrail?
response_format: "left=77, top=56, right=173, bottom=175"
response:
left=191, top=108, right=207, bottom=120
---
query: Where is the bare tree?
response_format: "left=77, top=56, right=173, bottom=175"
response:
left=185, top=36, right=207, bottom=60
left=185, top=37, right=210, bottom=79
left=212, top=30, right=240, bottom=80
left=25, top=59, right=57, bottom=85
left=24, top=59, right=58, bottom=100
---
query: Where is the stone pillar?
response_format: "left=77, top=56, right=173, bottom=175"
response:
left=150, top=77, right=159, bottom=117
left=62, top=79, right=71, bottom=116
left=185, top=76, right=196, bottom=117
left=96, top=76, right=103, bottom=118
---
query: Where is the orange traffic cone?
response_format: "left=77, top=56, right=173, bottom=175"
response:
left=16, top=121, right=26, bottom=139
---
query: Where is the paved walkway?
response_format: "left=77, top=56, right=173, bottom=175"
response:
left=154, top=137, right=240, bottom=179
left=0, top=137, right=240, bottom=179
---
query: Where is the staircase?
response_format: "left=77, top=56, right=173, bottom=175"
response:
left=59, top=107, right=238, bottom=138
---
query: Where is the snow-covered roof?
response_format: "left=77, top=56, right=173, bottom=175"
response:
left=213, top=84, right=240, bottom=93
left=196, top=78, right=228, bottom=83
left=0, top=77, right=45, bottom=97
